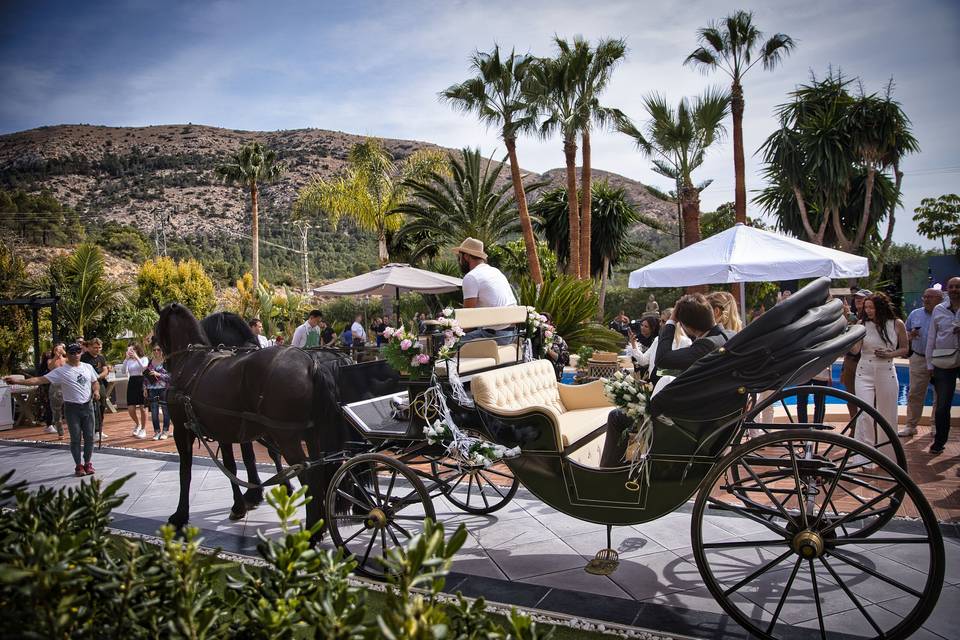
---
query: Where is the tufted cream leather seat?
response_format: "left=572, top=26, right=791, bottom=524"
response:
left=471, top=360, right=613, bottom=463
left=435, top=306, right=526, bottom=375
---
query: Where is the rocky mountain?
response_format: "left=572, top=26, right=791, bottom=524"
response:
left=0, top=124, right=677, bottom=242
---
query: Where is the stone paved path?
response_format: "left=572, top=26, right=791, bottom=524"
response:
left=2, top=441, right=957, bottom=640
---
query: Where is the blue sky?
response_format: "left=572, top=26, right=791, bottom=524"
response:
left=2, top=0, right=958, bottom=247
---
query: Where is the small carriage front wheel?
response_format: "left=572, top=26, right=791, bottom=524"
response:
left=429, top=429, right=520, bottom=515
left=692, top=430, right=943, bottom=640
left=325, top=453, right=436, bottom=579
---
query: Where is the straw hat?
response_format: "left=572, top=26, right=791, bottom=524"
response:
left=453, top=237, right=487, bottom=260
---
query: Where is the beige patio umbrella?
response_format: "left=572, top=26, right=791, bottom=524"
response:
left=312, top=263, right=462, bottom=324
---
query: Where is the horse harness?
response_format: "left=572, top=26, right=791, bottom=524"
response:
left=170, top=344, right=329, bottom=490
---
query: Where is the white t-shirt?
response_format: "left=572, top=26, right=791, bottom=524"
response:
left=351, top=321, right=367, bottom=343
left=45, top=362, right=98, bottom=404
left=462, top=263, right=517, bottom=308
left=256, top=334, right=270, bottom=348
left=124, top=356, right=149, bottom=376
left=291, top=321, right=320, bottom=348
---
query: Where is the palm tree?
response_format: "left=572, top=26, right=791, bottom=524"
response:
left=616, top=89, right=730, bottom=248
left=39, top=243, right=128, bottom=338
left=294, top=138, right=447, bottom=265
left=757, top=72, right=915, bottom=257
left=531, top=181, right=662, bottom=313
left=685, top=10, right=795, bottom=224
left=559, top=36, right=627, bottom=280
left=525, top=52, right=585, bottom=278
left=441, top=46, right=544, bottom=284
left=393, top=148, right=539, bottom=264
left=851, top=85, right=918, bottom=273
left=216, top=142, right=286, bottom=289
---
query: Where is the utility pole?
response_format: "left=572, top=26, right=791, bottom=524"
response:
left=151, top=207, right=161, bottom=257
left=293, top=220, right=311, bottom=291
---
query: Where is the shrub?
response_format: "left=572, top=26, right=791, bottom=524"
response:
left=518, top=275, right=622, bottom=352
left=0, top=472, right=554, bottom=639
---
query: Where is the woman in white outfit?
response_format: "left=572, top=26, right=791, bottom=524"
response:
left=851, top=293, right=908, bottom=462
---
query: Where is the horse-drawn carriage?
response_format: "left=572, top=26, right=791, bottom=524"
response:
left=156, top=277, right=944, bottom=640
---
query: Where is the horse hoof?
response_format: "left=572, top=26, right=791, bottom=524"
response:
left=168, top=514, right=188, bottom=529
left=229, top=508, right=246, bottom=521
left=243, top=498, right=262, bottom=511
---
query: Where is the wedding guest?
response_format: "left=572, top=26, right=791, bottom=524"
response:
left=925, top=276, right=960, bottom=455
left=900, top=288, right=943, bottom=437
left=124, top=344, right=149, bottom=439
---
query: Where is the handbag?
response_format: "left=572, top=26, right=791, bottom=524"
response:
left=931, top=346, right=960, bottom=369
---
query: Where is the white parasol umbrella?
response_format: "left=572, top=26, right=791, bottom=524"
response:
left=628, top=223, right=869, bottom=316
left=312, top=263, right=462, bottom=323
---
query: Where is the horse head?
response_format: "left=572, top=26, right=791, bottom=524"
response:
left=200, top=312, right=259, bottom=349
left=156, top=303, right=209, bottom=359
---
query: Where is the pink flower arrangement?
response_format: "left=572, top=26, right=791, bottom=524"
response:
left=400, top=339, right=413, bottom=351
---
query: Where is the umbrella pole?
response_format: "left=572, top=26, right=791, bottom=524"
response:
left=395, top=288, right=400, bottom=327
left=739, top=283, right=747, bottom=324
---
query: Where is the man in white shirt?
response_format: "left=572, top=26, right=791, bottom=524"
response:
left=5, top=342, right=100, bottom=477
left=350, top=314, right=367, bottom=350
left=248, top=318, right=272, bottom=348
left=900, top=288, right=943, bottom=436
left=291, top=310, right=323, bottom=349
left=925, top=276, right=960, bottom=454
left=455, top=237, right=517, bottom=345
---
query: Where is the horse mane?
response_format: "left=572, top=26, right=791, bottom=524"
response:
left=201, top=312, right=259, bottom=349
left=156, top=303, right=209, bottom=354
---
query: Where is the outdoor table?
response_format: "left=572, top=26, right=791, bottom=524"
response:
left=8, top=384, right=40, bottom=427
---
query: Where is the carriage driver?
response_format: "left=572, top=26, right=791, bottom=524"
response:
left=455, top=237, right=517, bottom=346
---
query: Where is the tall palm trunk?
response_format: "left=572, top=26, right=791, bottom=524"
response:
left=853, top=164, right=877, bottom=250
left=598, top=255, right=610, bottom=321
left=250, top=181, right=260, bottom=289
left=563, top=138, right=581, bottom=279
left=377, top=230, right=389, bottom=265
left=505, top=137, right=543, bottom=285
left=874, top=163, right=903, bottom=277
left=579, top=130, right=592, bottom=279
left=680, top=184, right=701, bottom=247
left=731, top=82, right=747, bottom=225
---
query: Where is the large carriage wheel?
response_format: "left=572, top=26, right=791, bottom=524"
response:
left=692, top=430, right=943, bottom=640
left=428, top=430, right=519, bottom=515
left=734, top=385, right=906, bottom=538
left=325, top=453, right=435, bottom=579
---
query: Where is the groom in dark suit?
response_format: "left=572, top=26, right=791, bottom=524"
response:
left=655, top=293, right=736, bottom=374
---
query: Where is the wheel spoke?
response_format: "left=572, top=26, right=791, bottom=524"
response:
left=828, top=549, right=923, bottom=598
left=821, top=486, right=900, bottom=535
left=741, top=460, right=800, bottom=529
left=385, top=522, right=402, bottom=547
left=478, top=467, right=514, bottom=481
left=721, top=549, right=793, bottom=597
left=359, top=529, right=377, bottom=567
left=479, top=471, right=508, bottom=498
left=475, top=473, right=491, bottom=509
left=371, top=465, right=385, bottom=506
left=341, top=525, right=368, bottom=546
left=703, top=539, right=789, bottom=549
left=389, top=519, right=414, bottom=539
left=819, top=556, right=884, bottom=636
left=779, top=397, right=796, bottom=424
left=336, top=488, right=372, bottom=512
left=390, top=488, right=425, bottom=513
left=347, top=468, right=380, bottom=507
left=829, top=537, right=929, bottom=546
left=787, top=443, right=810, bottom=528
left=811, top=450, right=851, bottom=529
left=766, top=557, right=803, bottom=635
left=706, top=497, right=791, bottom=537
left=392, top=514, right=427, bottom=521
left=808, top=559, right=827, bottom=640
left=383, top=469, right=398, bottom=504
left=821, top=409, right=864, bottom=458
left=465, top=472, right=474, bottom=505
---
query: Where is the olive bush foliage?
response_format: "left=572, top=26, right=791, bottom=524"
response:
left=0, top=473, right=553, bottom=640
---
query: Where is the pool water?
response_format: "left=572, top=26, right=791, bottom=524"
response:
left=562, top=362, right=959, bottom=407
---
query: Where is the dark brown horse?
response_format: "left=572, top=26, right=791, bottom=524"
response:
left=156, top=303, right=351, bottom=533
left=198, top=311, right=293, bottom=517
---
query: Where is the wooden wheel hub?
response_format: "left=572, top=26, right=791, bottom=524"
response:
left=366, top=507, right=388, bottom=529
left=792, top=530, right=825, bottom=559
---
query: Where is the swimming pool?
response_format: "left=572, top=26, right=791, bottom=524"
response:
left=562, top=361, right=959, bottom=407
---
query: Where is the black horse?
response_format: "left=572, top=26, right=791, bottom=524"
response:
left=156, top=303, right=351, bottom=533
left=196, top=311, right=293, bottom=518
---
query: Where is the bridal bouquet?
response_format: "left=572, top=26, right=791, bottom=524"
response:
left=603, top=370, right=654, bottom=487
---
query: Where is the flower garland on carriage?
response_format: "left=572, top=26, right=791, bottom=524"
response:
left=379, top=306, right=555, bottom=469
left=603, top=371, right=655, bottom=490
